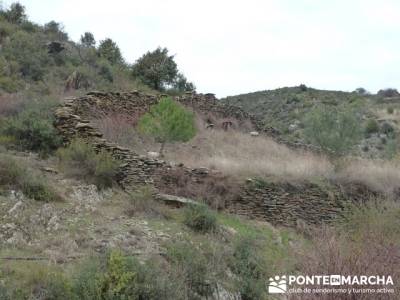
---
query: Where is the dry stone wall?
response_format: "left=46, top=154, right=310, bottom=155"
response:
left=54, top=91, right=164, bottom=186
left=54, top=90, right=373, bottom=226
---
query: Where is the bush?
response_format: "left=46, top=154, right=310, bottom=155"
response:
left=295, top=201, right=400, bottom=300
left=98, top=60, right=114, bottom=82
left=20, top=173, right=61, bottom=201
left=0, top=154, right=24, bottom=188
left=71, top=258, right=100, bottom=300
left=0, top=154, right=60, bottom=201
left=0, top=284, right=11, bottom=300
left=73, top=250, right=181, bottom=300
left=365, top=119, right=379, bottom=135
left=0, top=267, right=72, bottom=300
left=381, top=121, right=394, bottom=135
left=126, top=186, right=160, bottom=217
left=36, top=273, right=73, bottom=300
left=3, top=30, right=48, bottom=80
left=299, top=84, right=307, bottom=92
left=385, top=139, right=398, bottom=159
left=138, top=97, right=196, bottom=156
left=57, top=139, right=120, bottom=189
left=354, top=87, right=369, bottom=95
left=378, top=88, right=399, bottom=98
left=229, top=236, right=268, bottom=300
left=166, top=241, right=215, bottom=298
left=1, top=104, right=62, bottom=155
left=303, top=106, right=362, bottom=155
left=183, top=204, right=218, bottom=233
left=96, top=250, right=136, bottom=298
left=0, top=76, right=21, bottom=92
left=387, top=107, right=394, bottom=114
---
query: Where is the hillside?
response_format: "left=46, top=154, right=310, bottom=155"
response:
left=222, top=86, right=400, bottom=158
left=0, top=3, right=399, bottom=300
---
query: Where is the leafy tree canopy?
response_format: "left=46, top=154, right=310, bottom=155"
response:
left=98, top=38, right=124, bottom=65
left=1, top=2, right=26, bottom=24
left=303, top=105, right=362, bottom=155
left=138, top=97, right=196, bottom=155
left=80, top=31, right=96, bottom=47
left=132, top=47, right=194, bottom=92
left=44, top=21, right=68, bottom=41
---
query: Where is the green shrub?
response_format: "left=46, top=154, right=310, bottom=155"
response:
left=92, top=151, right=120, bottom=189
left=385, top=139, right=398, bottom=159
left=57, top=139, right=120, bottom=189
left=365, top=119, right=379, bottom=135
left=0, top=154, right=60, bottom=201
left=20, top=173, right=61, bottom=202
left=37, top=273, right=73, bottom=300
left=183, top=204, right=218, bottom=233
left=0, top=155, right=23, bottom=188
left=354, top=87, right=368, bottom=95
left=73, top=250, right=181, bottom=300
left=72, top=258, right=100, bottom=300
left=299, top=84, right=307, bottom=92
left=0, top=76, right=21, bottom=92
left=230, top=236, right=268, bottom=300
left=381, top=122, right=394, bottom=135
left=98, top=60, right=114, bottom=82
left=3, top=30, right=48, bottom=80
left=303, top=105, right=362, bottom=155
left=167, top=241, right=215, bottom=298
left=387, top=107, right=394, bottom=114
left=0, top=262, right=72, bottom=300
left=377, top=88, right=399, bottom=98
left=0, top=284, right=11, bottom=300
left=1, top=105, right=62, bottom=155
left=138, top=97, right=196, bottom=156
left=96, top=250, right=136, bottom=298
left=126, top=186, right=161, bottom=217
left=338, top=200, right=400, bottom=244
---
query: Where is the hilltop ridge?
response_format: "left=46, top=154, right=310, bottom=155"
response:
left=222, top=85, right=400, bottom=158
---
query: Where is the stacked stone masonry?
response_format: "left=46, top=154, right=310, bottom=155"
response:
left=54, top=91, right=376, bottom=226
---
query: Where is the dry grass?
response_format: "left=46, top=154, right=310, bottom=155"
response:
left=92, top=111, right=400, bottom=194
left=164, top=128, right=333, bottom=181
left=336, top=158, right=400, bottom=197
left=92, top=112, right=151, bottom=152
left=293, top=200, right=400, bottom=300
left=93, top=111, right=333, bottom=182
left=154, top=168, right=241, bottom=210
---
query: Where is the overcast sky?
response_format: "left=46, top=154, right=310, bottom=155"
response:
left=6, top=0, right=400, bottom=97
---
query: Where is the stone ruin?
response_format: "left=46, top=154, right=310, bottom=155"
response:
left=54, top=90, right=378, bottom=226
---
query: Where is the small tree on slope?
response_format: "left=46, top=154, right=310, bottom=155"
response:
left=137, top=97, right=196, bottom=157
left=303, top=105, right=362, bottom=156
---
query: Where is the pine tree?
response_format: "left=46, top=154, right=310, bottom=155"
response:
left=138, top=97, right=196, bottom=156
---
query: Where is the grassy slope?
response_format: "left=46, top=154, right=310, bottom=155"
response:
left=0, top=12, right=154, bottom=101
left=221, top=86, right=400, bottom=158
left=1, top=150, right=399, bottom=298
left=1, top=5, right=399, bottom=298
left=0, top=151, right=297, bottom=299
left=221, top=86, right=366, bottom=135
